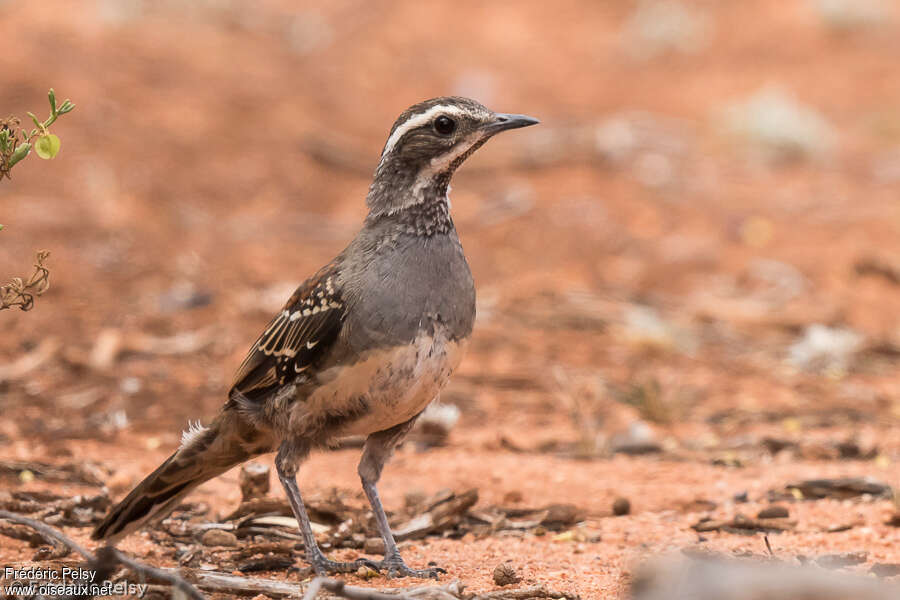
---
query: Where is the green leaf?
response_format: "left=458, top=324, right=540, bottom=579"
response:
left=26, top=111, right=42, bottom=130
left=8, top=142, right=31, bottom=167
left=48, top=88, right=57, bottom=114
left=34, top=134, right=60, bottom=159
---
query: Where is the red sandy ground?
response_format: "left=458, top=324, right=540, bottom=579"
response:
left=3, top=1, right=900, bottom=598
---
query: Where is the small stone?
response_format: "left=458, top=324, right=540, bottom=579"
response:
left=757, top=505, right=789, bottom=519
left=553, top=530, right=576, bottom=542
left=239, top=462, right=271, bottom=501
left=503, top=490, right=524, bottom=504
left=613, top=497, right=631, bottom=516
left=201, top=529, right=238, bottom=547
left=543, top=503, right=584, bottom=526
left=492, top=562, right=521, bottom=586
left=356, top=565, right=378, bottom=579
left=364, top=537, right=385, bottom=555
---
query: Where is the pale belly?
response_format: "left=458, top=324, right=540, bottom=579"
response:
left=289, top=326, right=467, bottom=438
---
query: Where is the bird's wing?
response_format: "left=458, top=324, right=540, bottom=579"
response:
left=229, top=263, right=344, bottom=405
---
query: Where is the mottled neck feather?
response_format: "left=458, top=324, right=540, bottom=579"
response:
left=365, top=159, right=450, bottom=219
left=365, top=134, right=489, bottom=223
left=364, top=176, right=453, bottom=237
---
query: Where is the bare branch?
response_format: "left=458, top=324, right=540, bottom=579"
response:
left=98, top=547, right=205, bottom=600
left=0, top=509, right=93, bottom=561
left=302, top=577, right=412, bottom=600
left=0, top=510, right=205, bottom=600
left=474, top=585, right=579, bottom=599
left=1, top=250, right=50, bottom=311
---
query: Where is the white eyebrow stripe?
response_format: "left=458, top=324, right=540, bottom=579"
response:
left=381, top=104, right=468, bottom=158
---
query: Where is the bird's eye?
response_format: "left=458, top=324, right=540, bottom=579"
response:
left=433, top=115, right=456, bottom=136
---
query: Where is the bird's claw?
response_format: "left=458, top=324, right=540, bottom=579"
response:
left=376, top=553, right=446, bottom=580
left=308, top=555, right=381, bottom=576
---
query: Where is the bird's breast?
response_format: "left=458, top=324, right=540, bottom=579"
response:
left=294, top=324, right=467, bottom=437
left=343, top=230, right=476, bottom=350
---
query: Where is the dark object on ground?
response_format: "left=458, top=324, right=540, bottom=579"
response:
left=493, top=563, right=522, bottom=586
left=757, top=506, right=789, bottom=519
left=781, top=478, right=893, bottom=500
left=692, top=514, right=795, bottom=534
left=613, top=497, right=631, bottom=516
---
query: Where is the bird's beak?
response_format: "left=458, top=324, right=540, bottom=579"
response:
left=483, top=112, right=540, bottom=134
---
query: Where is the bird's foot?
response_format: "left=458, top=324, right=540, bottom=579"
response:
left=307, top=552, right=381, bottom=576
left=376, top=552, right=446, bottom=580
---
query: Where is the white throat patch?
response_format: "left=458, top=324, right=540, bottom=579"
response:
left=410, top=132, right=482, bottom=198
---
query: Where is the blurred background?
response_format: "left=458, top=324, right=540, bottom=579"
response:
left=2, top=0, right=900, bottom=593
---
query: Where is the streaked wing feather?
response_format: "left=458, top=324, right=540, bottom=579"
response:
left=229, top=264, right=343, bottom=404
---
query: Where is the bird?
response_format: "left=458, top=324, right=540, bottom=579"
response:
left=91, top=96, right=539, bottom=579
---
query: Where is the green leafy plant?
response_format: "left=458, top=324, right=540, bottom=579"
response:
left=0, top=89, right=74, bottom=181
left=0, top=90, right=71, bottom=310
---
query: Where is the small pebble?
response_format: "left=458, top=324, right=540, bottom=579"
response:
left=364, top=537, right=385, bottom=555
left=492, top=562, right=522, bottom=586
left=613, top=497, right=631, bottom=516
left=356, top=565, right=379, bottom=579
left=757, top=505, right=789, bottom=519
left=503, top=490, right=524, bottom=504
left=201, top=529, right=238, bottom=547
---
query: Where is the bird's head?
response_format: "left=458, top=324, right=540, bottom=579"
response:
left=366, top=96, right=539, bottom=217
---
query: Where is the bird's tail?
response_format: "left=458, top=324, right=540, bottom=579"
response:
left=92, top=410, right=268, bottom=543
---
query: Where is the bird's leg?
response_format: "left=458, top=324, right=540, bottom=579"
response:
left=276, top=441, right=379, bottom=576
left=358, top=418, right=446, bottom=580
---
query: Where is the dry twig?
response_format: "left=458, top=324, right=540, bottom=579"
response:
left=302, top=577, right=409, bottom=600
left=301, top=576, right=470, bottom=600
left=100, top=547, right=205, bottom=600
left=0, top=510, right=204, bottom=600
left=1, top=250, right=50, bottom=311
